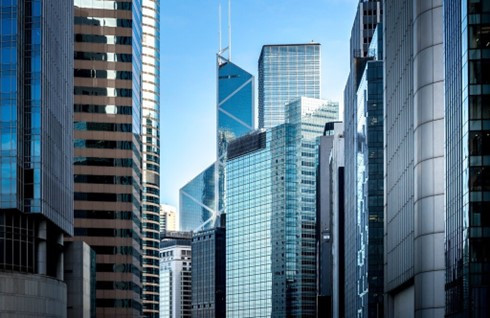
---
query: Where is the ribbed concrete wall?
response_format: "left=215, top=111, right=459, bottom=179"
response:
left=0, top=273, right=67, bottom=318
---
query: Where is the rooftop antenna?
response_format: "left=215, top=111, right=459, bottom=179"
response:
left=228, top=0, right=232, bottom=60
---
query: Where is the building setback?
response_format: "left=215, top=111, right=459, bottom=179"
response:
left=444, top=0, right=490, bottom=316
left=160, top=231, right=193, bottom=318
left=383, top=0, right=445, bottom=316
left=258, top=43, right=321, bottom=129
left=141, top=0, right=161, bottom=315
left=0, top=0, right=74, bottom=316
left=70, top=0, right=143, bottom=316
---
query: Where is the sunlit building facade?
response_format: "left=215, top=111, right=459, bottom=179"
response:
left=0, top=0, right=73, bottom=315
left=258, top=43, right=321, bottom=129
left=160, top=204, right=177, bottom=233
left=226, top=98, right=338, bottom=317
left=160, top=231, right=192, bottom=318
left=71, top=0, right=143, bottom=316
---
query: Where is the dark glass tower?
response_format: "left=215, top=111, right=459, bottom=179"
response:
left=191, top=227, right=226, bottom=318
left=71, top=0, right=143, bottom=316
left=343, top=1, right=382, bottom=316
left=0, top=0, right=73, bottom=315
left=445, top=0, right=490, bottom=316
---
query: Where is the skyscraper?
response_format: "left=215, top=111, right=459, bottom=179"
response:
left=383, top=0, right=445, bottom=316
left=344, top=22, right=385, bottom=317
left=258, top=43, right=321, bottom=129
left=444, top=0, right=490, bottom=316
left=0, top=0, right=73, bottom=316
left=141, top=0, right=161, bottom=315
left=71, top=0, right=143, bottom=316
left=226, top=98, right=338, bottom=317
left=191, top=227, right=226, bottom=318
left=342, top=2, right=382, bottom=316
left=179, top=53, right=254, bottom=232
left=160, top=231, right=193, bottom=318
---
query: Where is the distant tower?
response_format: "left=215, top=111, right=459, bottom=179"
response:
left=179, top=0, right=254, bottom=232
left=258, top=43, right=321, bottom=129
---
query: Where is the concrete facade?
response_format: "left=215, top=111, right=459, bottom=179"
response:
left=0, top=273, right=67, bottom=318
left=64, top=241, right=95, bottom=318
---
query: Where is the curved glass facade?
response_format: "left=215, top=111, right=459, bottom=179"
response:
left=140, top=0, right=160, bottom=316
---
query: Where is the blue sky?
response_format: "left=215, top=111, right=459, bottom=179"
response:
left=160, top=0, right=358, bottom=208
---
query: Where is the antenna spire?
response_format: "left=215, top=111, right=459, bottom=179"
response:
left=218, top=1, right=222, bottom=53
left=228, top=0, right=232, bottom=60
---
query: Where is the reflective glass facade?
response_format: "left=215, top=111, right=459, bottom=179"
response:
left=258, top=44, right=321, bottom=129
left=445, top=0, right=490, bottom=316
left=342, top=3, right=381, bottom=316
left=226, top=129, right=289, bottom=318
left=180, top=56, right=254, bottom=232
left=179, top=163, right=216, bottom=232
left=0, top=0, right=73, bottom=280
left=354, top=47, right=384, bottom=317
left=141, top=0, right=160, bottom=315
left=71, top=0, right=143, bottom=316
left=226, top=99, right=338, bottom=317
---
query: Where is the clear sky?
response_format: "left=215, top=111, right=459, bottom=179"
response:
left=160, top=0, right=358, bottom=208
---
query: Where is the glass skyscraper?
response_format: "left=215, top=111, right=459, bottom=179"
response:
left=0, top=0, right=73, bottom=315
left=71, top=0, right=143, bottom=316
left=226, top=98, right=338, bottom=317
left=179, top=53, right=254, bottom=232
left=445, top=0, right=490, bottom=316
left=352, top=25, right=384, bottom=318
left=258, top=43, right=321, bottom=129
left=140, top=0, right=161, bottom=315
left=191, top=227, right=226, bottom=317
left=179, top=163, right=216, bottom=232
left=342, top=2, right=382, bottom=316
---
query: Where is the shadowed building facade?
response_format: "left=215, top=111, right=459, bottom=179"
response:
left=70, top=0, right=143, bottom=316
left=444, top=0, right=490, bottom=316
left=0, top=0, right=74, bottom=316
